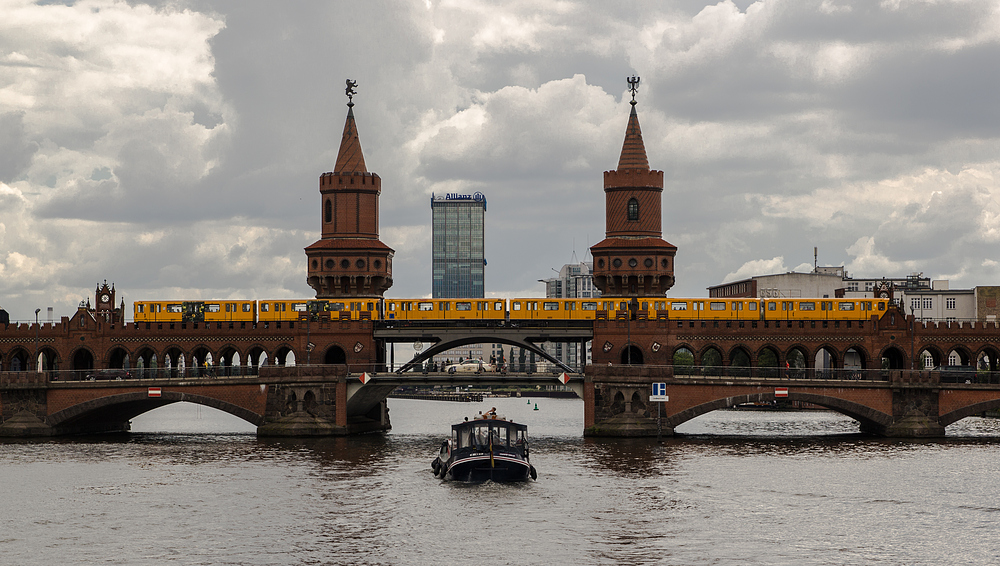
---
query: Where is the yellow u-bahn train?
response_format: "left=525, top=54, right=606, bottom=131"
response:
left=133, top=297, right=889, bottom=324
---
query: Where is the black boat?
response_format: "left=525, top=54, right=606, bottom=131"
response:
left=431, top=412, right=536, bottom=482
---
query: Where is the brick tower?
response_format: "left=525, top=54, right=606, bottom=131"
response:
left=306, top=84, right=394, bottom=298
left=590, top=79, right=676, bottom=297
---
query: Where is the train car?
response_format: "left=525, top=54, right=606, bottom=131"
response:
left=133, top=300, right=256, bottom=323
left=384, top=298, right=506, bottom=322
left=134, top=301, right=185, bottom=323
left=258, top=299, right=379, bottom=322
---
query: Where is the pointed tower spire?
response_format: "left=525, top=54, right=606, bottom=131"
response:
left=617, top=104, right=649, bottom=171
left=334, top=105, right=367, bottom=173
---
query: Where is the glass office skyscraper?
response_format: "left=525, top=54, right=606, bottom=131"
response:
left=431, top=193, right=486, bottom=298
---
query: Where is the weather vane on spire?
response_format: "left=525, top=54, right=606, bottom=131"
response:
left=345, top=79, right=358, bottom=107
left=627, top=75, right=640, bottom=105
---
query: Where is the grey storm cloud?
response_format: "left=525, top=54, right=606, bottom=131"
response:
left=3, top=0, right=1000, bottom=321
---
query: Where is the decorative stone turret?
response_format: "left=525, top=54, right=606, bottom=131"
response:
left=305, top=83, right=394, bottom=298
left=590, top=78, right=676, bottom=297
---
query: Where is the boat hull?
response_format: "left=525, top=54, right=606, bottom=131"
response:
left=445, top=453, right=532, bottom=482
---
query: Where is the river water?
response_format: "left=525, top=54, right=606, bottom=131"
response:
left=3, top=397, right=1000, bottom=565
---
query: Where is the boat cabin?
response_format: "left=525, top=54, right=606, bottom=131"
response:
left=452, top=419, right=528, bottom=450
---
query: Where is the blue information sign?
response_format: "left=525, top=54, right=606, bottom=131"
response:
left=650, top=382, right=668, bottom=401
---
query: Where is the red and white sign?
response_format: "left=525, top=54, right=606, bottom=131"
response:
left=148, top=387, right=162, bottom=398
left=774, top=387, right=788, bottom=398
left=358, top=372, right=372, bottom=384
left=558, top=373, right=571, bottom=384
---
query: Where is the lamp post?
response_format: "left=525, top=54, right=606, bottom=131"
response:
left=34, top=308, right=41, bottom=372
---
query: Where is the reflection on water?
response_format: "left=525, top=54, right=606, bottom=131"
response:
left=4, top=398, right=1000, bottom=565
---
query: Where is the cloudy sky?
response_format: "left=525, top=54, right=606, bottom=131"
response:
left=2, top=0, right=1000, bottom=321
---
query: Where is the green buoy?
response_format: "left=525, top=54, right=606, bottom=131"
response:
left=533, top=403, right=539, bottom=411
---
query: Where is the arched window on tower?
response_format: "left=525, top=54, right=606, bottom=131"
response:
left=325, top=199, right=332, bottom=223
left=627, top=198, right=639, bottom=222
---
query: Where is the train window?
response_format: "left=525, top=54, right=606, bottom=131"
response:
left=543, top=302, right=559, bottom=311
left=367, top=303, right=374, bottom=311
left=671, top=302, right=687, bottom=310
left=641, top=302, right=648, bottom=310
left=167, top=304, right=183, bottom=313
left=566, top=302, right=575, bottom=311
left=693, top=301, right=704, bottom=311
left=244, top=303, right=252, bottom=312
left=582, top=302, right=598, bottom=310
left=878, top=302, right=886, bottom=311
left=418, top=302, right=434, bottom=311
left=388, top=303, right=396, bottom=311
left=768, top=302, right=776, bottom=311
left=800, top=302, right=815, bottom=311
left=456, top=302, right=472, bottom=311
left=782, top=302, right=793, bottom=311
left=439, top=302, right=450, bottom=311
left=734, top=302, right=743, bottom=311
left=292, top=303, right=307, bottom=312
left=493, top=301, right=504, bottom=310
left=748, top=302, right=758, bottom=311
left=136, top=304, right=145, bottom=313
left=155, top=304, right=161, bottom=313
left=863, top=301, right=872, bottom=311
left=838, top=302, right=855, bottom=311
left=709, top=302, right=726, bottom=311
left=207, top=304, right=220, bottom=313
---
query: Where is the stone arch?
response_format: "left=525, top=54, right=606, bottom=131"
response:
left=191, top=346, right=213, bottom=376
left=163, top=346, right=184, bottom=378
left=701, top=346, right=723, bottom=376
left=285, top=390, right=298, bottom=414
left=940, top=397, right=1000, bottom=428
left=844, top=346, right=867, bottom=370
left=134, top=347, right=157, bottom=378
left=666, top=392, right=893, bottom=432
left=38, top=346, right=59, bottom=372
left=881, top=346, right=906, bottom=370
left=672, top=346, right=695, bottom=376
left=324, top=344, right=347, bottom=365
left=303, top=389, right=318, bottom=414
left=108, top=347, right=130, bottom=370
left=7, top=348, right=29, bottom=371
left=757, top=345, right=781, bottom=378
left=945, top=346, right=972, bottom=367
left=71, top=348, right=95, bottom=373
left=274, top=345, right=294, bottom=366
left=814, top=345, right=838, bottom=376
left=217, top=346, right=241, bottom=376
left=729, top=346, right=751, bottom=377
left=630, top=390, right=646, bottom=415
left=976, top=346, right=1000, bottom=372
left=46, top=391, right=265, bottom=430
left=620, top=345, right=644, bottom=365
left=786, top=346, right=808, bottom=368
left=917, top=345, right=944, bottom=369
left=247, top=346, right=268, bottom=374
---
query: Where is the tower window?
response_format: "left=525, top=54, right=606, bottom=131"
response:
left=325, top=199, right=332, bottom=223
left=627, top=198, right=639, bottom=221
